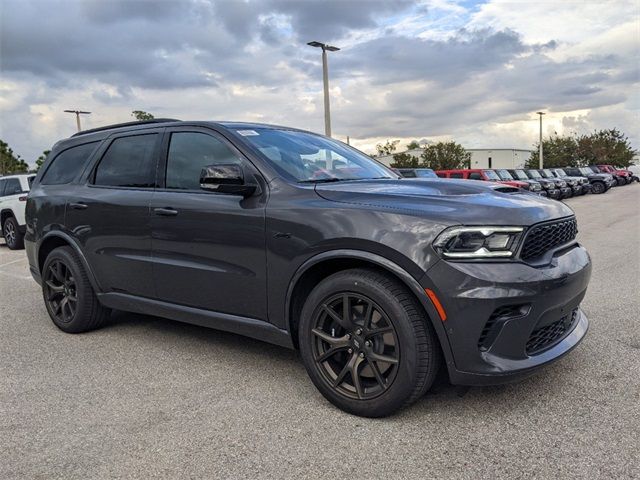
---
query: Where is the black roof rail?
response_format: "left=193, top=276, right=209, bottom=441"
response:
left=71, top=118, right=181, bottom=137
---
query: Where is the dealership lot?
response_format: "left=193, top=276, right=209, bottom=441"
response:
left=1, top=186, right=638, bottom=478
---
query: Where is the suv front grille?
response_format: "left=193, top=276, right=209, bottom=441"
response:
left=526, top=309, right=578, bottom=355
left=520, top=217, right=578, bottom=261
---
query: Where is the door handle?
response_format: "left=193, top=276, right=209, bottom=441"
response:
left=69, top=202, right=88, bottom=210
left=154, top=207, right=179, bottom=216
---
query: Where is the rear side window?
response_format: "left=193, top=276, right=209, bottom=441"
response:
left=3, top=178, right=22, bottom=195
left=468, top=172, right=482, bottom=180
left=165, top=132, right=241, bottom=190
left=94, top=134, right=158, bottom=188
left=450, top=172, right=464, bottom=179
left=41, top=142, right=98, bottom=185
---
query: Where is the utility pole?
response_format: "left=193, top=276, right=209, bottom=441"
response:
left=64, top=110, right=91, bottom=132
left=307, top=41, right=340, bottom=137
left=536, top=111, right=545, bottom=169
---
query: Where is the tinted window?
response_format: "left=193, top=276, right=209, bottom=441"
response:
left=4, top=178, right=22, bottom=195
left=41, top=142, right=98, bottom=185
left=399, top=170, right=416, bottom=178
left=468, top=172, right=482, bottom=180
left=0, top=179, right=6, bottom=196
left=451, top=173, right=463, bottom=178
left=94, top=134, right=158, bottom=188
left=165, top=132, right=241, bottom=190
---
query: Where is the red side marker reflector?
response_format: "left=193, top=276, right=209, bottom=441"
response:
left=425, top=288, right=447, bottom=322
left=19, top=196, right=27, bottom=202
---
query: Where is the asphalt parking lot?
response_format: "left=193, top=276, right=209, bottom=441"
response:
left=1, top=186, right=639, bottom=479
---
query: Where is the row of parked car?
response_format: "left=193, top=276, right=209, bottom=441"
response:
left=396, top=164, right=638, bottom=199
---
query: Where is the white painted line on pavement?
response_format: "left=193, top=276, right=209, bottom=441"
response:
left=0, top=257, right=28, bottom=268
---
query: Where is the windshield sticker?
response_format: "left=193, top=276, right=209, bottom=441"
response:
left=237, top=130, right=260, bottom=136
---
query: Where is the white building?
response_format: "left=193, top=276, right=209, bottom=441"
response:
left=467, top=149, right=533, bottom=169
left=375, top=147, right=533, bottom=169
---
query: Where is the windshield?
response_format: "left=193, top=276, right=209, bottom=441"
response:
left=483, top=170, right=501, bottom=180
left=495, top=169, right=513, bottom=181
left=553, top=169, right=566, bottom=177
left=540, top=169, right=554, bottom=178
left=512, top=169, right=528, bottom=180
left=415, top=169, right=437, bottom=178
left=235, top=128, right=396, bottom=182
left=580, top=167, right=593, bottom=175
left=528, top=170, right=542, bottom=179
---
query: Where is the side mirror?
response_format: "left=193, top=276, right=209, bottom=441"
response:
left=200, top=164, right=257, bottom=197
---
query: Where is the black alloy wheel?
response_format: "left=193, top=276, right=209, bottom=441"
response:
left=41, top=246, right=110, bottom=333
left=43, top=259, right=78, bottom=324
left=591, top=181, right=605, bottom=194
left=310, top=293, right=400, bottom=400
left=299, top=268, right=440, bottom=417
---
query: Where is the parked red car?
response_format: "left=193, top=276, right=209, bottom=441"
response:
left=435, top=169, right=542, bottom=193
left=595, top=165, right=632, bottom=185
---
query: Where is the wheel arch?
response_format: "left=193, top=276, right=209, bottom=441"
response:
left=285, top=249, right=454, bottom=367
left=1, top=208, right=16, bottom=230
left=37, top=231, right=102, bottom=293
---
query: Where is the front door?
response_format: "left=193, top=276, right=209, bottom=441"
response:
left=150, top=128, right=268, bottom=320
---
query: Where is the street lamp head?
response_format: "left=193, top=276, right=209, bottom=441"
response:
left=64, top=110, right=91, bottom=114
left=536, top=111, right=546, bottom=116
left=307, top=41, right=340, bottom=51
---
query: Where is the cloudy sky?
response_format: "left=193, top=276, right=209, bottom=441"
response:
left=1, top=0, right=638, bottom=165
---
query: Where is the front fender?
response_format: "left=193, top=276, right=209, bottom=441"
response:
left=284, top=249, right=455, bottom=369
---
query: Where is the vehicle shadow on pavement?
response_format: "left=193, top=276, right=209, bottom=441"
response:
left=100, top=309, right=565, bottom=418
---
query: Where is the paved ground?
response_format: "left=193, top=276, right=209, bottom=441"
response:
left=1, top=185, right=639, bottom=479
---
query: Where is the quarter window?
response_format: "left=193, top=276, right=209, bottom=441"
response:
left=94, top=134, right=158, bottom=188
left=165, top=132, right=241, bottom=190
left=41, top=142, right=99, bottom=185
left=3, top=178, right=22, bottom=195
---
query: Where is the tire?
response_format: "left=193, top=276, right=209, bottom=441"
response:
left=3, top=216, right=24, bottom=250
left=591, top=181, right=606, bottom=194
left=299, top=268, right=440, bottom=417
left=41, top=246, right=110, bottom=333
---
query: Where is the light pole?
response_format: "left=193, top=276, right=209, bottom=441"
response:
left=307, top=41, right=340, bottom=137
left=64, top=110, right=91, bottom=132
left=536, top=111, right=545, bottom=169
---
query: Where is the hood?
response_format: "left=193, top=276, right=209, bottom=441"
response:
left=314, top=178, right=574, bottom=226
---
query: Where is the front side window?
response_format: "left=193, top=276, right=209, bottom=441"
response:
left=165, top=132, right=241, bottom=190
left=41, top=142, right=99, bottom=185
left=94, top=134, right=158, bottom=188
left=235, top=128, right=395, bottom=182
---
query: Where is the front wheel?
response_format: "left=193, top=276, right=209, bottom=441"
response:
left=299, top=268, right=440, bottom=417
left=3, top=216, right=24, bottom=250
left=591, top=181, right=606, bottom=194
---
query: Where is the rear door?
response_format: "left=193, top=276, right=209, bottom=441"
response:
left=65, top=130, right=162, bottom=297
left=149, top=126, right=268, bottom=320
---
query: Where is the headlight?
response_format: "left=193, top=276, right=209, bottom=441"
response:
left=532, top=183, right=541, bottom=191
left=559, top=180, right=567, bottom=187
left=433, top=226, right=524, bottom=259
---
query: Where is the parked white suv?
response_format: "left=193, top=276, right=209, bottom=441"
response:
left=1, top=174, right=35, bottom=249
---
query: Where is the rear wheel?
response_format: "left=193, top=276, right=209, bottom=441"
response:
left=42, top=246, right=110, bottom=333
left=3, top=216, right=24, bottom=250
left=299, top=268, right=440, bottom=417
left=591, top=181, right=605, bottom=194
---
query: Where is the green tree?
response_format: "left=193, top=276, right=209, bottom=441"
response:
left=375, top=139, right=399, bottom=156
left=420, top=141, right=471, bottom=170
left=527, top=135, right=579, bottom=168
left=132, top=110, right=155, bottom=121
left=575, top=129, right=636, bottom=167
left=35, top=150, right=51, bottom=171
left=406, top=140, right=421, bottom=150
left=0, top=140, right=29, bottom=175
left=390, top=152, right=420, bottom=168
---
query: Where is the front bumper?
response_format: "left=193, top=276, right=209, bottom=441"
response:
left=422, top=244, right=591, bottom=386
left=560, top=186, right=572, bottom=198
left=546, top=189, right=562, bottom=199
left=571, top=185, right=582, bottom=195
left=581, top=184, right=592, bottom=194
